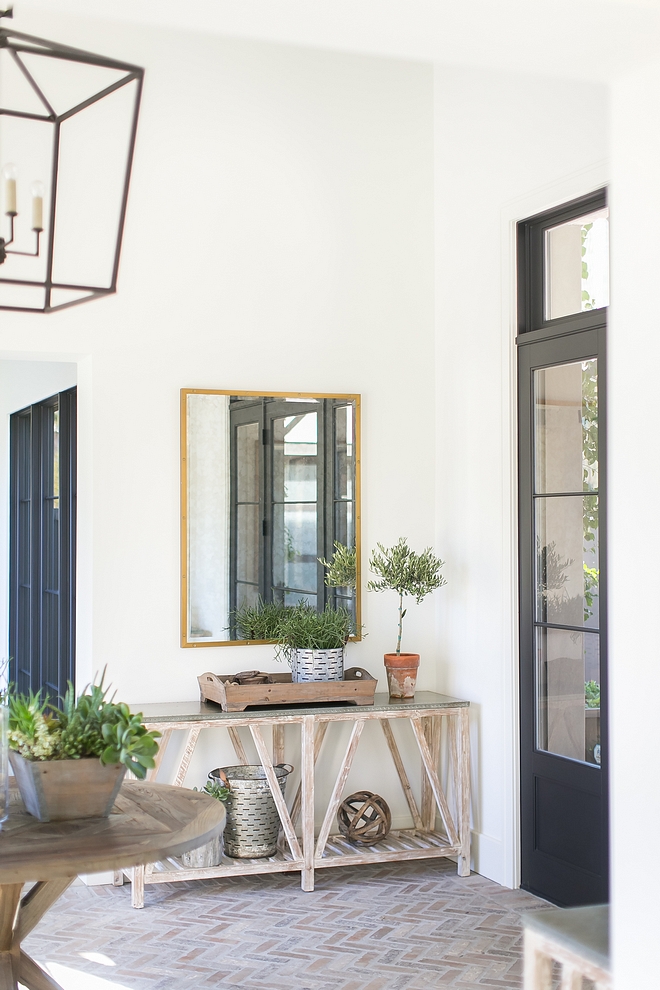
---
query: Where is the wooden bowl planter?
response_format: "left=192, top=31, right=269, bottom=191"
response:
left=9, top=752, right=126, bottom=822
left=6, top=673, right=160, bottom=823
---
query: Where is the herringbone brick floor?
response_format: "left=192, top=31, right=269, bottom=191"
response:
left=23, top=861, right=549, bottom=990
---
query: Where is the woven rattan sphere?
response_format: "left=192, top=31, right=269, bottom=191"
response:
left=337, top=791, right=391, bottom=846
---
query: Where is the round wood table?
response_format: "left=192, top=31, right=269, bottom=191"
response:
left=0, top=779, right=226, bottom=990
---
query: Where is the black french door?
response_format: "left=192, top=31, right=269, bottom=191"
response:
left=228, top=396, right=356, bottom=628
left=9, top=387, right=77, bottom=700
left=518, top=192, right=608, bottom=905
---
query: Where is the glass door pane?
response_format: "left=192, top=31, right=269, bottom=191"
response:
left=272, top=411, right=318, bottom=605
left=533, top=359, right=600, bottom=766
left=545, top=209, right=609, bottom=320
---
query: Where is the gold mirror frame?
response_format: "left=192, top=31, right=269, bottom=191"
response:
left=181, top=388, right=361, bottom=647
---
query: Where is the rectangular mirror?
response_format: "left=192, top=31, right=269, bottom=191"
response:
left=181, top=389, right=361, bottom=646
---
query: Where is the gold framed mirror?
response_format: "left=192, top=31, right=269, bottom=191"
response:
left=181, top=389, right=361, bottom=647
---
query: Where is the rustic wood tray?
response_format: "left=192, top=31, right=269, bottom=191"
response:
left=198, top=667, right=377, bottom=712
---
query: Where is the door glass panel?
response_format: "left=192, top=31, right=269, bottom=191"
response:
left=545, top=208, right=609, bottom=320
left=236, top=422, right=260, bottom=502
left=272, top=502, right=318, bottom=597
left=273, top=413, right=318, bottom=503
left=535, top=360, right=598, bottom=494
left=236, top=504, right=259, bottom=584
left=272, top=412, right=318, bottom=601
left=334, top=404, right=354, bottom=500
left=534, top=357, right=600, bottom=766
left=535, top=496, right=599, bottom=630
left=537, top=627, right=601, bottom=766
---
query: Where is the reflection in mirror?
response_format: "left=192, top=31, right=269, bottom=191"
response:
left=182, top=390, right=360, bottom=646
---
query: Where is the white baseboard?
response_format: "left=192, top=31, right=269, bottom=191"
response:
left=78, top=872, right=115, bottom=886
left=470, top=830, right=509, bottom=886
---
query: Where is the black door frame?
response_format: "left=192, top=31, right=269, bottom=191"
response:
left=9, top=387, right=77, bottom=700
left=517, top=191, right=608, bottom=905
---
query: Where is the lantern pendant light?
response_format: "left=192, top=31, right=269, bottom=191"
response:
left=0, top=7, right=144, bottom=312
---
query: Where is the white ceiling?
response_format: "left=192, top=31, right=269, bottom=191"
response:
left=14, top=0, right=660, bottom=82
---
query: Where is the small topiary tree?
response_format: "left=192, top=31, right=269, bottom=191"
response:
left=368, top=538, right=446, bottom=655
left=318, top=542, right=357, bottom=590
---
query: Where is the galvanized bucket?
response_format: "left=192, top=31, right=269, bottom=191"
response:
left=209, top=763, right=293, bottom=858
left=179, top=832, right=223, bottom=868
left=291, top=647, right=344, bottom=682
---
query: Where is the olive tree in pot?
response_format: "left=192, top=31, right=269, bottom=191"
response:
left=275, top=601, right=353, bottom=682
left=368, top=538, right=447, bottom=698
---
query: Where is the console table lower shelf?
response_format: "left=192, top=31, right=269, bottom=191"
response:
left=117, top=692, right=471, bottom=907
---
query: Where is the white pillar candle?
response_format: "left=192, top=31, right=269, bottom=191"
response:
left=2, top=164, right=17, bottom=216
left=31, top=181, right=44, bottom=231
left=5, top=179, right=16, bottom=215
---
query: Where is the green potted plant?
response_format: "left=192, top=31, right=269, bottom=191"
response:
left=7, top=674, right=161, bottom=822
left=368, top=538, right=447, bottom=698
left=275, top=601, right=353, bottom=682
left=232, top=597, right=290, bottom=641
left=318, top=542, right=357, bottom=590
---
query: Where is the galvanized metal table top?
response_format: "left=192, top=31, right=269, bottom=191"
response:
left=134, top=692, right=470, bottom=724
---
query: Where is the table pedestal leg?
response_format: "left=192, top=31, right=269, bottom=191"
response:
left=0, top=879, right=75, bottom=990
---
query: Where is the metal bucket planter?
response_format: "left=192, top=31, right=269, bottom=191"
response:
left=179, top=832, right=223, bottom=868
left=209, top=763, right=293, bottom=858
left=291, top=648, right=344, bottom=683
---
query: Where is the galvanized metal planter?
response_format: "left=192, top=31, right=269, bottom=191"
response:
left=179, top=832, right=223, bottom=868
left=209, top=764, right=292, bottom=858
left=8, top=751, right=126, bottom=822
left=291, top=648, right=344, bottom=683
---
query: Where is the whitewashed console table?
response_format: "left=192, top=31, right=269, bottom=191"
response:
left=118, top=692, right=471, bottom=908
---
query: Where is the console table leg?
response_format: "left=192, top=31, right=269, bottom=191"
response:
left=457, top=708, right=471, bottom=876
left=131, top=866, right=145, bottom=909
left=301, top=716, right=315, bottom=891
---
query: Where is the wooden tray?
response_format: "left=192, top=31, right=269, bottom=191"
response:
left=198, top=667, right=377, bottom=712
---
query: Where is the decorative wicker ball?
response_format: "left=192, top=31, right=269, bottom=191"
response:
left=337, top=791, right=391, bottom=846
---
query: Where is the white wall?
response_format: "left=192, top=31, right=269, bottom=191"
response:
left=433, top=66, right=609, bottom=885
left=0, top=13, right=619, bottom=896
left=0, top=359, right=78, bottom=663
left=0, top=17, right=435, bottom=827
left=609, top=60, right=660, bottom=990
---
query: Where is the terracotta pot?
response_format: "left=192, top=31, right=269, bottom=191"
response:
left=383, top=653, right=420, bottom=699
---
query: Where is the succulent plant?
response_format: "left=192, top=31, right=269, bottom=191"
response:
left=194, top=779, right=231, bottom=803
left=7, top=670, right=160, bottom=779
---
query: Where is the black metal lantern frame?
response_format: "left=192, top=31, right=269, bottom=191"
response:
left=0, top=11, right=144, bottom=312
